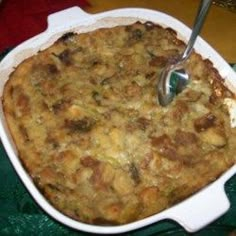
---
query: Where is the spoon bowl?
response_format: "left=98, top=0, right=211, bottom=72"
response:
left=157, top=0, right=212, bottom=106
left=158, top=62, right=189, bottom=106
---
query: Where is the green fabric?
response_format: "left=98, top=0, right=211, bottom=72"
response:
left=0, top=50, right=236, bottom=235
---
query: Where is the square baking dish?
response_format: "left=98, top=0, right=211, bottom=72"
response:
left=0, top=7, right=236, bottom=234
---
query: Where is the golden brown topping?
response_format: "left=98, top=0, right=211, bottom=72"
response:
left=149, top=55, right=168, bottom=67
left=37, top=167, right=59, bottom=185
left=19, top=125, right=30, bottom=142
left=58, top=32, right=77, bottom=43
left=112, top=170, right=134, bottom=196
left=139, top=186, right=168, bottom=216
left=144, top=21, right=158, bottom=30
left=129, top=163, right=141, bottom=184
left=174, top=129, right=199, bottom=146
left=151, top=134, right=177, bottom=161
left=184, top=89, right=202, bottom=102
left=136, top=117, right=151, bottom=131
left=125, top=82, right=142, bottom=98
left=80, top=156, right=100, bottom=168
left=174, top=130, right=201, bottom=165
left=3, top=21, right=235, bottom=226
left=16, top=93, right=30, bottom=114
left=92, top=91, right=102, bottom=105
left=64, top=117, right=95, bottom=133
left=194, top=113, right=216, bottom=132
left=57, top=49, right=73, bottom=66
left=90, top=162, right=116, bottom=190
left=53, top=150, right=79, bottom=174
left=199, top=127, right=227, bottom=147
left=171, top=100, right=189, bottom=121
left=46, top=64, right=59, bottom=74
left=127, top=116, right=151, bottom=132
left=52, top=99, right=71, bottom=114
left=92, top=217, right=119, bottom=226
left=31, top=63, right=59, bottom=83
left=139, top=186, right=160, bottom=205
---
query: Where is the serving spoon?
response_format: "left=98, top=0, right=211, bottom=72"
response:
left=157, top=0, right=212, bottom=106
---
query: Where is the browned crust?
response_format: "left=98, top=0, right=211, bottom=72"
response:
left=2, top=21, right=236, bottom=225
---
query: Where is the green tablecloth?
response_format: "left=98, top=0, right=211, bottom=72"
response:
left=0, top=50, right=236, bottom=235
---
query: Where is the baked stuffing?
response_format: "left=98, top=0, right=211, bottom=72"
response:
left=2, top=22, right=236, bottom=225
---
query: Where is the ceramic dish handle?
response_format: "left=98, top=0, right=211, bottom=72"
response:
left=47, top=7, right=92, bottom=32
left=166, top=182, right=230, bottom=232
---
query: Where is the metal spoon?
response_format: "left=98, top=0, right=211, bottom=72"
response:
left=157, top=0, right=212, bottom=106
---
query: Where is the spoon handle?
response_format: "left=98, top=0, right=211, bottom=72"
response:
left=182, top=0, right=212, bottom=61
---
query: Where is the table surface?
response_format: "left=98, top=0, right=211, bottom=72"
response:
left=87, top=0, right=236, bottom=63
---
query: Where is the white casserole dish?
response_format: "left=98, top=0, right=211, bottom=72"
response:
left=0, top=6, right=236, bottom=234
